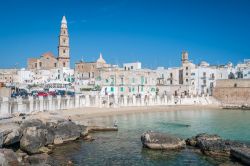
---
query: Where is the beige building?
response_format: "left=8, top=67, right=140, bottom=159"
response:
left=75, top=53, right=110, bottom=86
left=28, top=16, right=70, bottom=70
left=0, top=69, right=18, bottom=85
left=28, top=52, right=58, bottom=70
left=96, top=67, right=157, bottom=96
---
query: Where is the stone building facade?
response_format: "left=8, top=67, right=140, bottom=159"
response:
left=213, top=79, right=250, bottom=105
left=75, top=53, right=110, bottom=86
left=0, top=69, right=18, bottom=85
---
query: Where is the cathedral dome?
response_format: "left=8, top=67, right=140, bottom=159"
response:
left=97, top=53, right=106, bottom=64
left=199, top=61, right=209, bottom=67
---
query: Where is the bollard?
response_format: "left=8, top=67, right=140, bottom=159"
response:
left=28, top=96, right=34, bottom=113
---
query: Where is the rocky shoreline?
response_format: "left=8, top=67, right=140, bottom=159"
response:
left=222, top=104, right=250, bottom=110
left=141, top=131, right=250, bottom=165
left=0, top=112, right=118, bottom=165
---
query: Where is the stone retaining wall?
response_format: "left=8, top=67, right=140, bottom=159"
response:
left=213, top=79, right=250, bottom=105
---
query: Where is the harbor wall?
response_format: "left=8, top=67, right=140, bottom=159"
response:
left=213, top=79, right=250, bottom=105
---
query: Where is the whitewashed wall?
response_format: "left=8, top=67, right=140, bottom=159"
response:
left=0, top=95, right=213, bottom=115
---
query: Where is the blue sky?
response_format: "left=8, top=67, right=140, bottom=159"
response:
left=0, top=0, right=249, bottom=68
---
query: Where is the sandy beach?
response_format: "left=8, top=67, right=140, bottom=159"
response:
left=57, top=104, right=221, bottom=121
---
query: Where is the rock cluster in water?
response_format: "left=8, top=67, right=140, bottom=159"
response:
left=141, top=131, right=250, bottom=165
left=0, top=113, right=118, bottom=165
left=141, top=131, right=186, bottom=150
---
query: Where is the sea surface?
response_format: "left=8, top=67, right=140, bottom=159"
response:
left=50, top=108, right=250, bottom=166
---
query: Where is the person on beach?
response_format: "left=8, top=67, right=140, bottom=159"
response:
left=114, top=120, right=118, bottom=127
left=68, top=116, right=72, bottom=121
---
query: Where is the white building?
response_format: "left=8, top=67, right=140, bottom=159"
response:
left=17, top=69, right=34, bottom=85
left=123, top=62, right=141, bottom=71
left=191, top=61, right=216, bottom=95
left=236, top=59, right=250, bottom=79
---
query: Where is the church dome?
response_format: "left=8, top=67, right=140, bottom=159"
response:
left=97, top=53, right=106, bottom=64
left=199, top=61, right=209, bottom=67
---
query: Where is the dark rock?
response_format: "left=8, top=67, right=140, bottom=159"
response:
left=198, top=139, right=245, bottom=156
left=20, top=126, right=54, bottom=154
left=0, top=148, right=20, bottom=166
left=3, top=128, right=22, bottom=146
left=141, top=131, right=186, bottom=150
left=76, top=123, right=89, bottom=137
left=187, top=133, right=247, bottom=157
left=53, top=121, right=81, bottom=144
left=0, top=123, right=22, bottom=147
left=20, top=119, right=45, bottom=130
left=83, top=135, right=94, bottom=141
left=186, top=133, right=221, bottom=147
left=25, top=153, right=51, bottom=166
left=231, top=147, right=250, bottom=165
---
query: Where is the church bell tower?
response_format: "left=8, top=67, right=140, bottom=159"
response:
left=58, top=16, right=70, bottom=68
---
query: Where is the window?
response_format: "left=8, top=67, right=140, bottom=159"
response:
left=39, top=62, right=42, bottom=67
left=186, top=72, right=188, bottom=76
left=54, top=63, right=57, bottom=67
left=63, top=50, right=66, bottom=53
left=211, top=73, right=215, bottom=79
left=170, top=80, right=173, bottom=85
left=121, top=77, right=124, bottom=85
left=186, top=67, right=188, bottom=70
left=210, top=82, right=214, bottom=88
left=111, top=87, right=114, bottom=92
left=186, top=79, right=188, bottom=82
left=131, top=66, right=133, bottom=70
left=132, top=78, right=135, bottom=83
left=120, top=87, right=124, bottom=92
left=111, top=77, right=114, bottom=84
left=63, top=62, right=66, bottom=67
left=170, top=73, right=173, bottom=78
left=141, top=76, right=144, bottom=84
left=141, top=86, right=144, bottom=92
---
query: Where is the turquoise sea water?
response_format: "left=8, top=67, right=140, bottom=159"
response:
left=50, top=108, right=250, bottom=166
